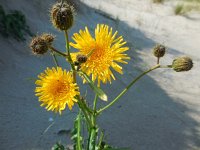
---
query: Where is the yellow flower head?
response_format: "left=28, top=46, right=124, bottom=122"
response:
left=70, top=24, right=130, bottom=86
left=35, top=67, right=79, bottom=114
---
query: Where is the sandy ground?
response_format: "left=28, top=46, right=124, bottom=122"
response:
left=0, top=0, right=200, bottom=150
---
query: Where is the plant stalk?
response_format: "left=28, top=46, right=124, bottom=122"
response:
left=77, top=100, right=92, bottom=130
left=97, top=64, right=161, bottom=114
left=77, top=111, right=82, bottom=150
left=97, top=131, right=104, bottom=150
left=50, top=50, right=59, bottom=67
left=64, top=30, right=75, bottom=70
left=49, top=46, right=68, bottom=57
left=157, top=57, right=160, bottom=64
left=88, top=94, right=98, bottom=150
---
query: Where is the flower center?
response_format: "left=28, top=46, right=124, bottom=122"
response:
left=48, top=79, right=69, bottom=97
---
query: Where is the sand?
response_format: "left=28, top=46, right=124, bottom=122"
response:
left=0, top=0, right=200, bottom=149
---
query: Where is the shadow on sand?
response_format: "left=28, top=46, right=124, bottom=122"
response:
left=0, top=1, right=199, bottom=150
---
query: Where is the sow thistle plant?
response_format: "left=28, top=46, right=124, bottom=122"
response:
left=30, top=1, right=193, bottom=150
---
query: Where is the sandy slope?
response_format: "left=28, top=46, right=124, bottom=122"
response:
left=0, top=0, right=200, bottom=150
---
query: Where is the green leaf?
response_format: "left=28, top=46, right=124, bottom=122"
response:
left=52, top=142, right=65, bottom=150
left=71, top=111, right=83, bottom=150
left=79, top=71, right=108, bottom=101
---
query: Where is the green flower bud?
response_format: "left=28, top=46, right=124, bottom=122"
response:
left=153, top=44, right=166, bottom=58
left=50, top=2, right=74, bottom=31
left=172, top=56, right=193, bottom=72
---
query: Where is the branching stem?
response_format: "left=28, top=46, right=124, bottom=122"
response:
left=97, top=64, right=161, bottom=114
left=49, top=46, right=68, bottom=57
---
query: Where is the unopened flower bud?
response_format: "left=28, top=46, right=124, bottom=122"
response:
left=76, top=54, right=88, bottom=63
left=172, top=56, right=193, bottom=72
left=30, top=36, right=48, bottom=55
left=41, top=33, right=55, bottom=45
left=50, top=2, right=74, bottom=31
left=153, top=44, right=166, bottom=58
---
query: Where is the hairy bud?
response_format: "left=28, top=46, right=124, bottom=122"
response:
left=30, top=36, right=48, bottom=55
left=41, top=33, right=55, bottom=45
left=172, top=56, right=193, bottom=72
left=76, top=54, right=88, bottom=63
left=153, top=44, right=166, bottom=58
left=50, top=2, right=74, bottom=31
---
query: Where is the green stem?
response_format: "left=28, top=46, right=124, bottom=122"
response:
left=63, top=29, right=95, bottom=149
left=88, top=94, right=98, bottom=150
left=160, top=65, right=172, bottom=68
left=81, top=98, right=94, bottom=114
left=50, top=50, right=59, bottom=67
left=157, top=57, right=160, bottom=64
left=88, top=126, right=98, bottom=150
left=49, top=46, right=68, bottom=57
left=93, top=94, right=98, bottom=112
left=73, top=71, right=77, bottom=83
left=97, top=131, right=104, bottom=150
left=78, top=100, right=92, bottom=129
left=77, top=111, right=82, bottom=150
left=64, top=30, right=75, bottom=70
left=97, top=64, right=161, bottom=114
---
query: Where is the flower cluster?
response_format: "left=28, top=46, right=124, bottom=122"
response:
left=29, top=1, right=193, bottom=149
left=32, top=2, right=130, bottom=113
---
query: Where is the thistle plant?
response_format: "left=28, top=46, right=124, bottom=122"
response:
left=30, top=1, right=193, bottom=150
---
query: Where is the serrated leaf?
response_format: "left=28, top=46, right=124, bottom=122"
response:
left=71, top=111, right=83, bottom=150
left=79, top=71, right=108, bottom=101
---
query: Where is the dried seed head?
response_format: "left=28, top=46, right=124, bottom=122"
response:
left=50, top=2, right=74, bottom=31
left=153, top=44, right=166, bottom=58
left=41, top=33, right=55, bottom=45
left=172, top=56, right=193, bottom=72
left=30, top=36, right=48, bottom=55
left=76, top=54, right=88, bottom=63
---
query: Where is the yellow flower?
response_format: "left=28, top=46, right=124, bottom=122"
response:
left=70, top=24, right=130, bottom=86
left=35, top=67, right=79, bottom=114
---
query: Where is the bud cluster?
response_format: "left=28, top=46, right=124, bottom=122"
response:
left=152, top=43, right=193, bottom=72
left=30, top=33, right=55, bottom=55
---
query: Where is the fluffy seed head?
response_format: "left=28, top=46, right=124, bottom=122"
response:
left=153, top=44, right=166, bottom=58
left=50, top=2, right=74, bottom=31
left=41, top=33, right=55, bottom=44
left=172, top=56, right=193, bottom=72
left=30, top=36, right=48, bottom=55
